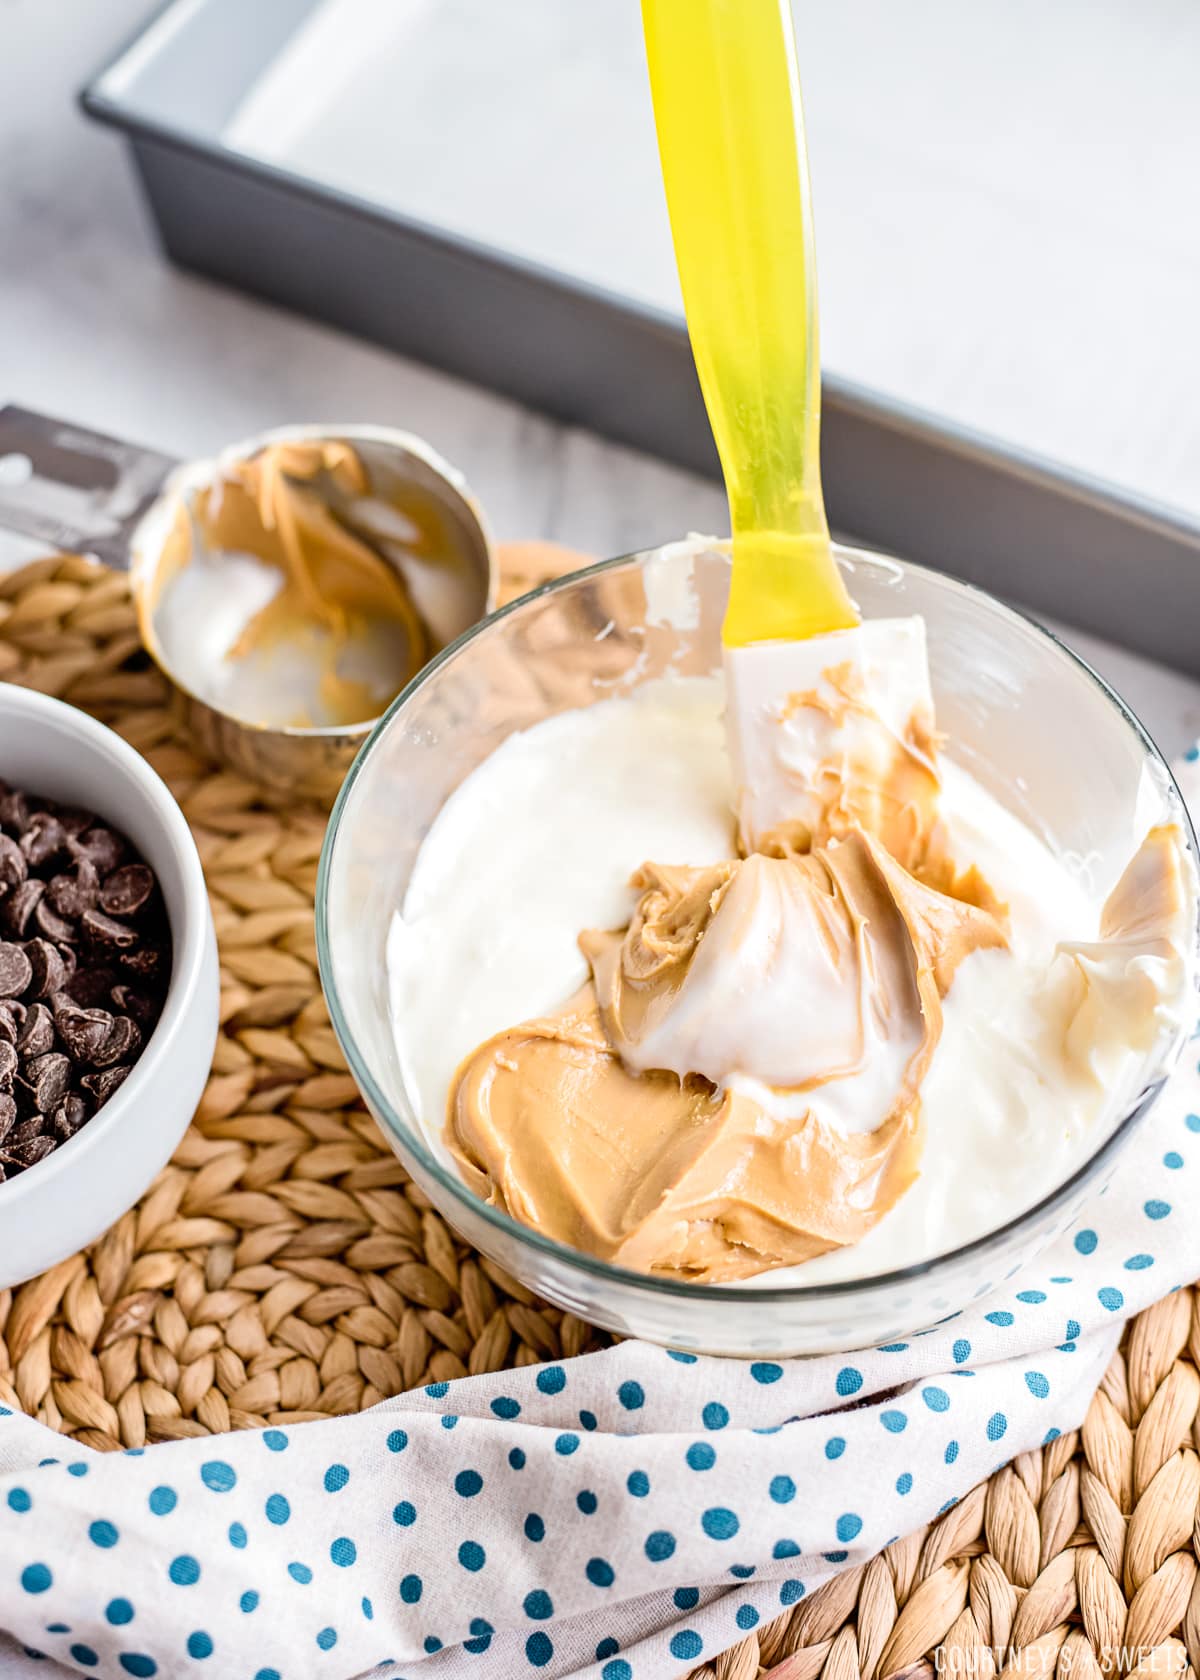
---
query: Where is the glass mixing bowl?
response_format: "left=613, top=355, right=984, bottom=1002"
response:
left=316, top=539, right=1197, bottom=1356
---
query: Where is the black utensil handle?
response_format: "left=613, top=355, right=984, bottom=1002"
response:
left=0, top=406, right=179, bottom=571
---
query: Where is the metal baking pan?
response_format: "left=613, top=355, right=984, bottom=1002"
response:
left=81, top=0, right=1200, bottom=675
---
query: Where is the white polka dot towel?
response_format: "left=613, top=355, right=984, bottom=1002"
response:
left=1, top=762, right=1199, bottom=1680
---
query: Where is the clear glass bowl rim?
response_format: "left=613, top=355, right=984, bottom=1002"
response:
left=315, top=541, right=1199, bottom=1307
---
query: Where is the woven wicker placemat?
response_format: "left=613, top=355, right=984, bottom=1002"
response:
left=2, top=552, right=1198, bottom=1680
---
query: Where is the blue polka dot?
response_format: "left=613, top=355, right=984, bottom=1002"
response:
left=67, top=1463, right=88, bottom=1478
left=770, top=1476, right=796, bottom=1504
left=896, top=1473, right=913, bottom=1495
left=118, top=1657, right=156, bottom=1678
left=587, top=1558, right=615, bottom=1588
left=619, top=1471, right=647, bottom=1501
left=602, top=1663, right=632, bottom=1680
left=525, top=1512, right=546, bottom=1540
left=148, top=1487, right=176, bottom=1516
left=675, top=1587, right=700, bottom=1610
left=70, top=1645, right=98, bottom=1668
left=985, top=1311, right=1014, bottom=1327
left=386, top=1429, right=408, bottom=1453
left=825, top=1436, right=846, bottom=1460
left=46, top=1625, right=69, bottom=1635
left=200, top=1461, right=235, bottom=1493
left=667, top=1350, right=697, bottom=1363
left=255, top=1672, right=280, bottom=1680
left=324, top=1464, right=349, bottom=1492
left=1188, top=1114, right=1200, bottom=1133
left=465, top=1618, right=493, bottom=1653
left=836, top=1367, right=863, bottom=1396
left=399, top=1574, right=422, bottom=1604
left=455, top=1469, right=483, bottom=1498
left=773, top=1539, right=801, bottom=1559
left=779, top=1582, right=806, bottom=1609
left=440, top=1414, right=459, bottom=1430
left=702, top=1402, right=729, bottom=1430
left=526, top=1632, right=553, bottom=1667
left=577, top=1490, right=598, bottom=1515
left=879, top=1343, right=909, bottom=1352
left=491, top=1397, right=521, bottom=1419
left=945, top=1440, right=960, bottom=1464
left=287, top=1563, right=312, bottom=1584
left=881, top=1410, right=907, bottom=1433
left=1187, top=746, right=1200, bottom=762
left=702, top=1507, right=739, bottom=1540
left=315, top=1628, right=337, bottom=1652
left=617, top=1381, right=645, bottom=1411
left=1164, top=1152, right=1184, bottom=1170
left=750, top=1362, right=783, bottom=1384
left=331, top=1537, right=356, bottom=1567
left=265, top=1494, right=290, bottom=1525
left=1126, top=1254, right=1155, bottom=1270
left=89, top=1521, right=118, bottom=1548
left=536, top=1366, right=566, bottom=1394
left=524, top=1590, right=553, bottom=1620
left=227, top=1523, right=246, bottom=1549
left=1044, top=1427, right=1061, bottom=1444
left=509, top=1448, right=526, bottom=1470
left=687, top=1442, right=716, bottom=1471
left=1075, top=1229, right=1098, bottom=1255
left=987, top=1412, right=1008, bottom=1441
left=263, top=1430, right=288, bottom=1452
left=730, top=1564, right=756, bottom=1579
left=392, top=1501, right=416, bottom=1527
left=579, top=1410, right=598, bottom=1432
left=361, top=1598, right=372, bottom=1620
left=1066, top=1319, right=1081, bottom=1339
left=1145, top=1201, right=1171, bottom=1220
left=952, top=1339, right=971, bottom=1365
left=425, top=1381, right=449, bottom=1398
left=7, top=1488, right=31, bottom=1512
left=1025, top=1371, right=1050, bottom=1398
left=837, top=1512, right=863, bottom=1542
left=555, top=1432, right=579, bottom=1456
left=670, top=1632, right=703, bottom=1661
left=1016, top=1290, right=1047, bottom=1304
left=459, top=1541, right=486, bottom=1572
left=240, top=1592, right=258, bottom=1613
left=168, top=1555, right=200, bottom=1586
left=424, top=1637, right=444, bottom=1655
left=106, top=1600, right=134, bottom=1626
left=645, top=1530, right=676, bottom=1562
left=186, top=1632, right=213, bottom=1660
left=736, top=1605, right=760, bottom=1630
left=1099, top=1286, right=1125, bottom=1311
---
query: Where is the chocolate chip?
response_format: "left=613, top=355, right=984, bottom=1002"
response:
left=16, top=1002, right=55, bottom=1059
left=120, top=945, right=166, bottom=980
left=81, top=1065, right=130, bottom=1104
left=71, top=825, right=125, bottom=874
left=99, top=863, right=155, bottom=917
left=0, top=788, right=30, bottom=834
left=0, top=834, right=26, bottom=895
left=9, top=1134, right=55, bottom=1167
left=0, top=1000, right=25, bottom=1041
left=0, top=942, right=33, bottom=998
left=94, top=1016, right=140, bottom=1068
left=54, top=1004, right=111, bottom=1064
left=110, top=983, right=158, bottom=1029
left=51, top=1093, right=90, bottom=1140
left=7, top=1116, right=45, bottom=1149
left=0, top=1039, right=16, bottom=1090
left=34, top=898, right=77, bottom=944
left=3, top=878, right=45, bottom=938
left=20, top=812, right=67, bottom=869
left=47, top=857, right=99, bottom=919
left=80, top=908, right=137, bottom=951
left=24, top=938, right=71, bottom=999
left=21, top=1052, right=71, bottom=1112
left=58, top=965, right=113, bottom=1010
left=0, top=1092, right=15, bottom=1142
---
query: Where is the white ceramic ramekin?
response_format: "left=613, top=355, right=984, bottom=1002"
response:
left=0, top=684, right=219, bottom=1287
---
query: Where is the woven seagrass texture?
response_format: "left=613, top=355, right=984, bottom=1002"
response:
left=3, top=554, right=1200, bottom=1680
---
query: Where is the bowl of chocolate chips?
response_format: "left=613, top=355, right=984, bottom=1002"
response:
left=0, top=683, right=219, bottom=1287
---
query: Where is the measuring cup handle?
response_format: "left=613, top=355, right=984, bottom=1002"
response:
left=0, top=405, right=179, bottom=572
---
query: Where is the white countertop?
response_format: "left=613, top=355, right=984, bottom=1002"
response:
left=4, top=0, right=1200, bottom=756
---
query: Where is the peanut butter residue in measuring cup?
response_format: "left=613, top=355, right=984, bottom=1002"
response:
left=141, top=439, right=455, bottom=731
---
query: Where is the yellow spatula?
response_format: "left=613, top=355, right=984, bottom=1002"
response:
left=641, top=0, right=858, bottom=646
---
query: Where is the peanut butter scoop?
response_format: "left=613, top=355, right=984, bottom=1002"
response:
left=447, top=830, right=1006, bottom=1281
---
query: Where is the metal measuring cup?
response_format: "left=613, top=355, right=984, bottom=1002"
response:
left=0, top=407, right=496, bottom=801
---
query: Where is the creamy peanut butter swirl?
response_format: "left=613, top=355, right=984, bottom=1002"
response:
left=448, top=831, right=1006, bottom=1281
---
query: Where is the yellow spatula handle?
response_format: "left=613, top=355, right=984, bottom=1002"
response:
left=642, top=0, right=858, bottom=644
